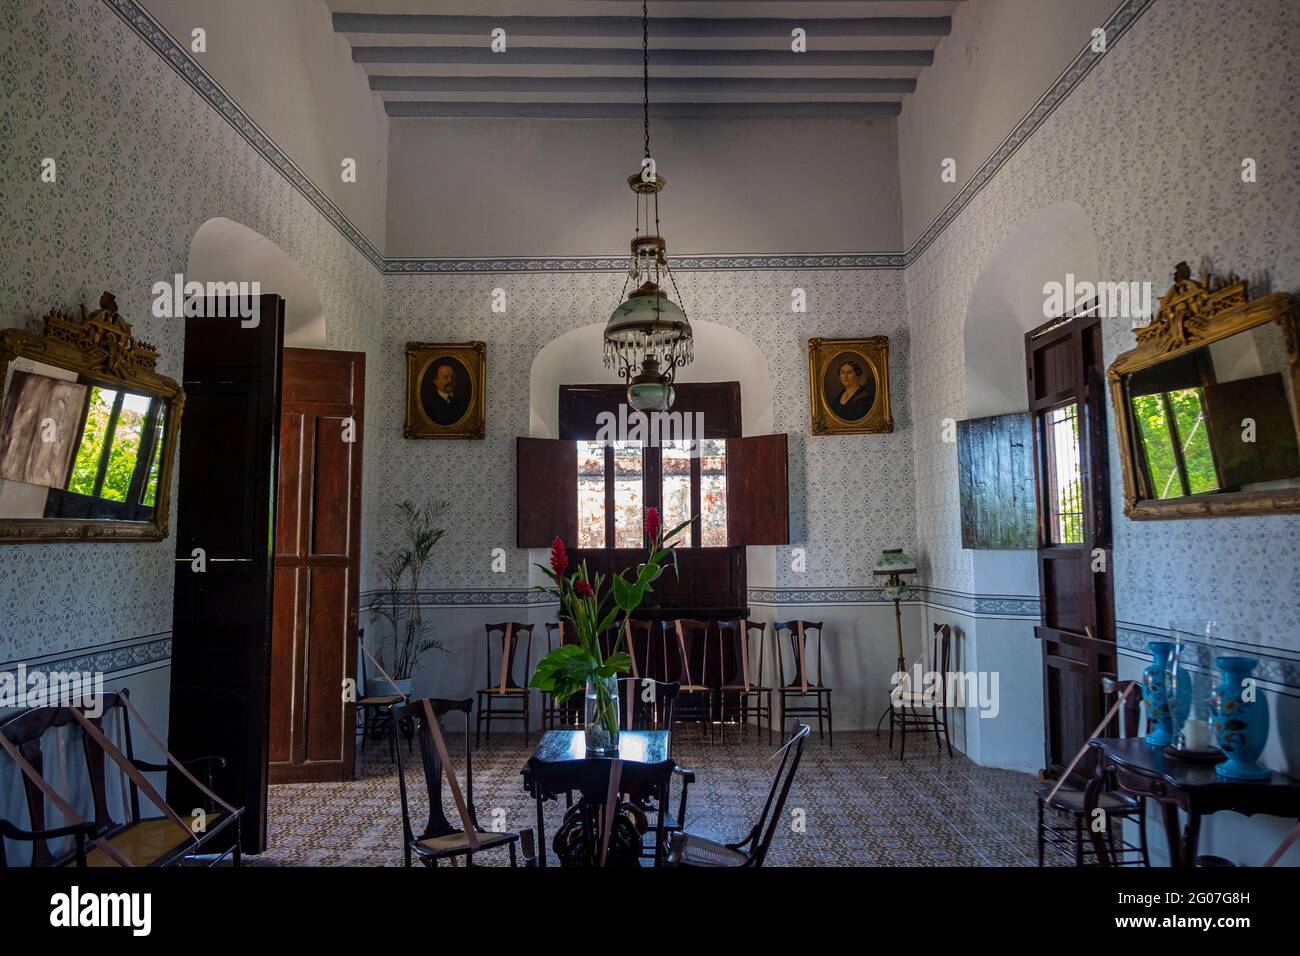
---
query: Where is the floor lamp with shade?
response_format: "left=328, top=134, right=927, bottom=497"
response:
left=873, top=548, right=917, bottom=736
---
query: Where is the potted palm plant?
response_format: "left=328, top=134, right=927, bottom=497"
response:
left=366, top=499, right=448, bottom=695
left=531, top=507, right=690, bottom=755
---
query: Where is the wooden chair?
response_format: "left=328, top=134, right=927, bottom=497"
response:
left=890, top=623, right=955, bottom=760
left=475, top=622, right=534, bottom=747
left=540, top=622, right=582, bottom=730
left=667, top=619, right=715, bottom=741
left=0, top=690, right=242, bottom=867
left=1035, top=675, right=1149, bottom=867
left=666, top=722, right=811, bottom=867
left=356, top=628, right=405, bottom=760
left=613, top=677, right=694, bottom=856
left=716, top=619, right=774, bottom=744
left=620, top=618, right=663, bottom=682
left=547, top=755, right=677, bottom=867
left=393, top=697, right=523, bottom=867
left=774, top=620, right=833, bottom=745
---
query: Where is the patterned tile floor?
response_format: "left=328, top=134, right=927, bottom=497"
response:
left=251, top=728, right=1069, bottom=866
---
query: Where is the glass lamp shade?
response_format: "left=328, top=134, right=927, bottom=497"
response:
left=1167, top=620, right=1218, bottom=753
left=873, top=548, right=917, bottom=600
left=603, top=285, right=693, bottom=372
left=872, top=549, right=917, bottom=577
left=627, top=378, right=675, bottom=413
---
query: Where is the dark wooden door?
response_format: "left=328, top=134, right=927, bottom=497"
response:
left=169, top=296, right=284, bottom=854
left=1026, top=308, right=1117, bottom=780
left=270, top=348, right=365, bottom=783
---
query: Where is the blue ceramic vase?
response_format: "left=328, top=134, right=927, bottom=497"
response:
left=1142, top=641, right=1175, bottom=746
left=1211, top=656, right=1270, bottom=780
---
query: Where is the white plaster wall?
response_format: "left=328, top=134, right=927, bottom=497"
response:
left=385, top=116, right=903, bottom=257
left=142, top=0, right=390, bottom=248
left=897, top=0, right=1120, bottom=246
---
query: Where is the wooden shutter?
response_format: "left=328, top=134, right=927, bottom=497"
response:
left=517, top=437, right=577, bottom=548
left=725, top=433, right=789, bottom=545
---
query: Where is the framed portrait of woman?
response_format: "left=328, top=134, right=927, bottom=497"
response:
left=404, top=341, right=486, bottom=439
left=807, top=336, right=893, bottom=435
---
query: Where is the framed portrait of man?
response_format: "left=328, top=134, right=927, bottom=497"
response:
left=807, top=336, right=893, bottom=435
left=404, top=341, right=486, bottom=439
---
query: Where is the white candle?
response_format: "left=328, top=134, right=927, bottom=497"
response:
left=1182, top=717, right=1209, bottom=751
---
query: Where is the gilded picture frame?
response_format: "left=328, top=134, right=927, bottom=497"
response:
left=404, top=341, right=486, bottom=439
left=808, top=336, right=893, bottom=435
left=1107, top=263, right=1300, bottom=520
left=0, top=292, right=185, bottom=543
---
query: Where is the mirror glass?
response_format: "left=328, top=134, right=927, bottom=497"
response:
left=1122, top=319, right=1299, bottom=503
left=0, top=356, right=172, bottom=523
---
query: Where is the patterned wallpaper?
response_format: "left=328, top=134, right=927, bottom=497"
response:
left=377, top=268, right=914, bottom=593
left=0, top=0, right=384, bottom=664
left=905, top=0, right=1300, bottom=647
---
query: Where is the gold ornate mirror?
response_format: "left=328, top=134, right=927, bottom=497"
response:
left=1108, top=263, right=1300, bottom=519
left=0, top=293, right=184, bottom=542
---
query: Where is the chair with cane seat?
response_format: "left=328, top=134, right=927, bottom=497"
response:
left=393, top=697, right=524, bottom=867
left=356, top=628, right=405, bottom=761
left=666, top=619, right=715, bottom=741
left=774, top=620, right=833, bottom=745
left=666, top=722, right=811, bottom=868
left=540, top=621, right=582, bottom=730
left=475, top=622, right=534, bottom=747
left=1035, top=675, right=1149, bottom=866
left=716, top=619, right=774, bottom=744
left=890, top=623, right=955, bottom=760
left=0, top=690, right=242, bottom=868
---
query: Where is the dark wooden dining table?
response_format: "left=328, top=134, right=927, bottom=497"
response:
left=1083, top=737, right=1300, bottom=867
left=521, top=729, right=674, bottom=867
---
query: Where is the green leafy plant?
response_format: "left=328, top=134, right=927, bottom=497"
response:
left=530, top=507, right=690, bottom=735
left=367, top=499, right=449, bottom=682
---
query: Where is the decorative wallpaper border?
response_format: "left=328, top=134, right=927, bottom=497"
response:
left=1, top=633, right=172, bottom=677
left=360, top=586, right=1042, bottom=619
left=104, top=0, right=386, bottom=271
left=106, top=0, right=1155, bottom=276
left=383, top=253, right=907, bottom=274
left=1117, top=624, right=1300, bottom=690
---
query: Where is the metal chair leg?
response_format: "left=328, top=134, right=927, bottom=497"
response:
left=1036, top=798, right=1045, bottom=867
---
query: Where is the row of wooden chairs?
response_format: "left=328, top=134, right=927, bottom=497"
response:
left=475, top=619, right=834, bottom=747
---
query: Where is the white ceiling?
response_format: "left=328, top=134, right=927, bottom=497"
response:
left=324, top=0, right=963, bottom=117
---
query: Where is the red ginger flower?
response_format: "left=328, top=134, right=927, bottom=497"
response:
left=574, top=578, right=594, bottom=598
left=645, top=507, right=661, bottom=543
left=550, top=537, right=568, bottom=577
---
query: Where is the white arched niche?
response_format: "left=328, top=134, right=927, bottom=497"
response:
left=963, top=201, right=1101, bottom=418
left=529, top=319, right=774, bottom=439
left=527, top=319, right=777, bottom=589
left=187, top=218, right=326, bottom=347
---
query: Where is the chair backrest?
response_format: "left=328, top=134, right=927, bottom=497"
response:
left=749, top=722, right=812, bottom=866
left=773, top=621, right=825, bottom=688
left=621, top=619, right=662, bottom=679
left=392, top=697, right=478, bottom=843
left=484, top=622, right=533, bottom=691
left=0, top=691, right=138, bottom=867
left=613, top=678, right=680, bottom=731
left=544, top=621, right=576, bottom=654
left=1101, top=675, right=1142, bottom=738
left=669, top=619, right=714, bottom=687
left=718, top=619, right=766, bottom=688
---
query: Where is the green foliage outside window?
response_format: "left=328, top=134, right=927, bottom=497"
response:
left=67, top=387, right=116, bottom=496
left=1132, top=388, right=1220, bottom=498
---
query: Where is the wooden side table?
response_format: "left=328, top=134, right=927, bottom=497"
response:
left=1084, top=737, right=1300, bottom=867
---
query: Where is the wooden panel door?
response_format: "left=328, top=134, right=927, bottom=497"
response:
left=169, top=296, right=284, bottom=854
left=1026, top=309, right=1117, bottom=780
left=270, top=348, right=365, bottom=783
